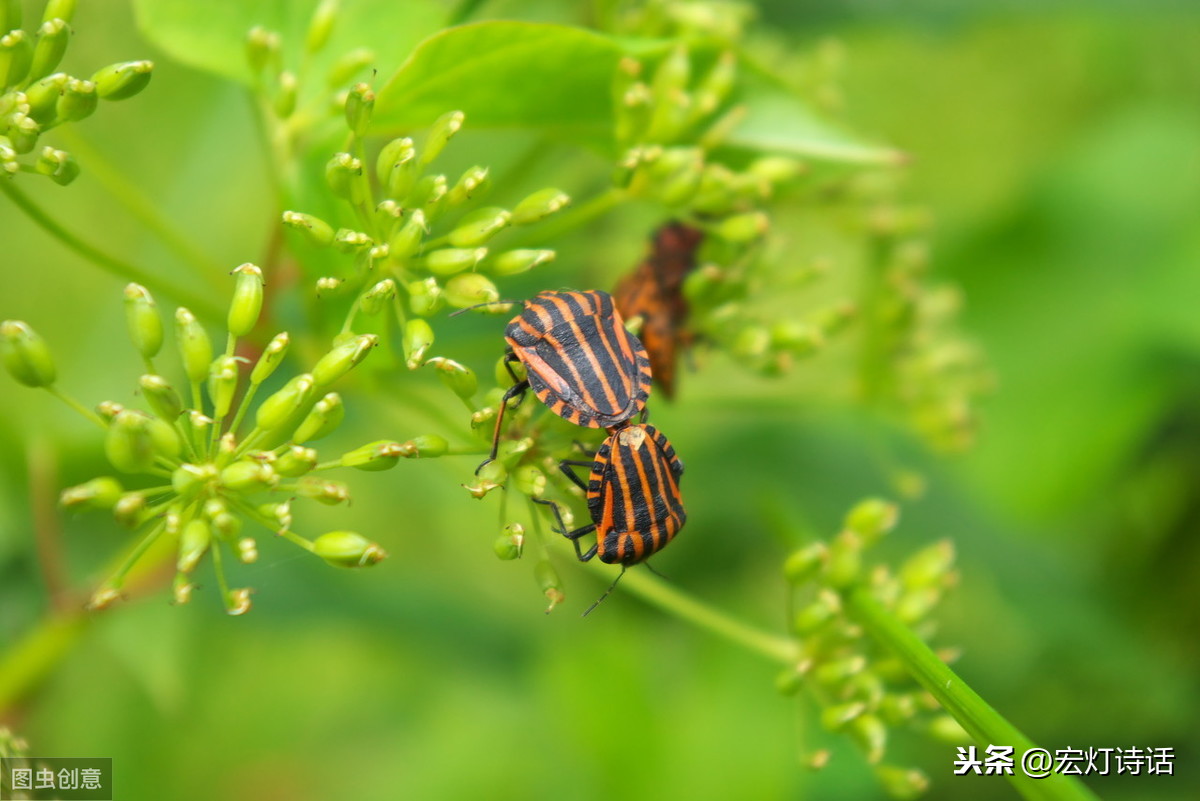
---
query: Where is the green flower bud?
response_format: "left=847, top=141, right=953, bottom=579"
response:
left=275, top=445, right=318, bottom=477
left=257, top=499, right=292, bottom=533
left=282, top=210, right=335, bottom=247
left=770, top=321, right=823, bottom=356
left=1, top=320, right=56, bottom=387
left=425, top=356, right=476, bottom=400
left=898, top=540, right=955, bottom=590
left=925, top=714, right=970, bottom=744
left=411, top=173, right=447, bottom=208
left=358, top=278, right=395, bottom=316
left=227, top=263, right=264, bottom=337
left=420, top=109, right=464, bottom=165
left=327, top=47, right=374, bottom=88
left=448, top=208, right=509, bottom=248
left=783, top=542, right=827, bottom=585
left=333, top=227, right=372, bottom=253
left=313, top=530, right=386, bottom=567
left=513, top=465, right=546, bottom=498
left=477, top=459, right=507, bottom=486
left=7, top=114, right=38, bottom=154
left=749, top=155, right=805, bottom=186
left=444, top=273, right=499, bottom=309
left=713, top=211, right=769, bottom=243
left=844, top=498, right=899, bottom=546
left=27, top=18, right=69, bottom=84
left=388, top=208, right=426, bottom=260
left=105, top=410, right=156, bottom=473
left=177, top=518, right=211, bottom=574
left=402, top=318, right=433, bottom=370
left=490, top=248, right=554, bottom=277
left=376, top=136, right=416, bottom=199
left=874, top=766, right=929, bottom=801
left=56, top=77, right=96, bottom=123
left=255, top=373, right=315, bottom=431
left=793, top=591, right=840, bottom=635
left=878, top=693, right=917, bottom=726
left=0, top=136, right=17, bottom=177
left=534, top=559, right=564, bottom=614
left=312, top=333, right=377, bottom=387
left=398, top=434, right=447, bottom=458
left=341, top=439, right=404, bottom=471
left=731, top=324, right=769, bottom=360
left=849, top=714, right=887, bottom=764
left=296, top=477, right=350, bottom=505
left=87, top=586, right=122, bottom=611
left=824, top=530, right=862, bottom=589
left=149, top=416, right=182, bottom=460
left=821, top=701, right=866, bottom=733
left=324, top=152, right=361, bottom=201
left=96, top=400, right=124, bottom=421
left=693, top=51, right=736, bottom=117
left=305, top=0, right=339, bottom=54
left=219, top=459, right=279, bottom=492
left=139, top=374, right=183, bottom=421
left=344, top=81, right=373, bottom=137
left=120, top=284, right=161, bottom=360
left=894, top=587, right=941, bottom=625
left=650, top=44, right=690, bottom=107
left=423, top=246, right=487, bottom=276
left=207, top=356, right=240, bottom=419
left=494, top=523, right=524, bottom=560
left=237, top=537, right=258, bottom=563
left=648, top=147, right=703, bottom=206
left=112, top=492, right=146, bottom=527
left=1, top=30, right=33, bottom=89
left=32, top=145, right=77, bottom=185
left=446, top=165, right=489, bottom=206
left=174, top=308, right=213, bottom=384
left=250, top=332, right=289, bottom=384
left=92, top=60, right=154, bottom=101
left=171, top=462, right=217, bottom=496
left=245, top=26, right=281, bottom=74
left=43, top=0, right=77, bottom=25
left=511, top=188, right=570, bottom=226
left=224, top=587, right=252, bottom=616
left=814, top=656, right=866, bottom=687
left=60, top=476, right=123, bottom=510
left=25, top=72, right=66, bottom=124
left=293, top=392, right=343, bottom=443
left=405, top=276, right=442, bottom=316
left=172, top=573, right=194, bottom=605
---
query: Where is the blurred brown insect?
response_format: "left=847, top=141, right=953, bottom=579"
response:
left=613, top=221, right=704, bottom=400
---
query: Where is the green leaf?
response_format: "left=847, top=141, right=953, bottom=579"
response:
left=373, top=22, right=622, bottom=136
left=728, top=75, right=906, bottom=166
left=132, top=0, right=446, bottom=86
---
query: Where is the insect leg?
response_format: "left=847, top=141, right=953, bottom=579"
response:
left=475, top=377, right=530, bottom=475
left=531, top=497, right=598, bottom=562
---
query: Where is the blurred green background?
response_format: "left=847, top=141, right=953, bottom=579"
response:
left=2, top=1, right=1198, bottom=799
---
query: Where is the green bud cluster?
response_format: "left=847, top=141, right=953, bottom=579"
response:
left=1, top=1, right=152, bottom=183
left=2, top=274, right=407, bottom=616
left=776, top=498, right=957, bottom=793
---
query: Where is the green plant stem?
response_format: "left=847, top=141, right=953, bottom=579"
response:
left=844, top=586, right=1100, bottom=801
left=54, top=128, right=229, bottom=292
left=579, top=558, right=798, bottom=663
left=0, top=179, right=223, bottom=321
left=44, top=386, right=106, bottom=429
left=0, top=613, right=86, bottom=713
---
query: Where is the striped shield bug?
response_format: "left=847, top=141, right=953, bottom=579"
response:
left=481, top=290, right=652, bottom=470
left=613, top=222, right=704, bottom=400
left=535, top=423, right=686, bottom=567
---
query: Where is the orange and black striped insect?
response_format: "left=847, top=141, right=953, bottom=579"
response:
left=534, top=423, right=686, bottom=566
left=613, top=221, right=704, bottom=400
left=481, top=290, right=652, bottom=469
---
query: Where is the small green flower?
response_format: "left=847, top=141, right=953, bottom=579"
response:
left=313, top=530, right=387, bottom=568
left=92, top=60, right=154, bottom=101
left=227, top=263, right=264, bottom=337
left=1, top=320, right=57, bottom=387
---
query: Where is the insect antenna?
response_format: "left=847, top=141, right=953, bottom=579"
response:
left=448, top=299, right=519, bottom=317
left=582, top=566, right=627, bottom=617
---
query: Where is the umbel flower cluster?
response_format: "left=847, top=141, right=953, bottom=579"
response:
left=778, top=498, right=964, bottom=798
left=1, top=0, right=153, bottom=184
left=0, top=269, right=446, bottom=615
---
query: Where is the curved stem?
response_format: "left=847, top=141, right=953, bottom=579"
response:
left=844, top=587, right=1100, bottom=801
left=0, top=179, right=224, bottom=321
left=54, top=129, right=229, bottom=291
